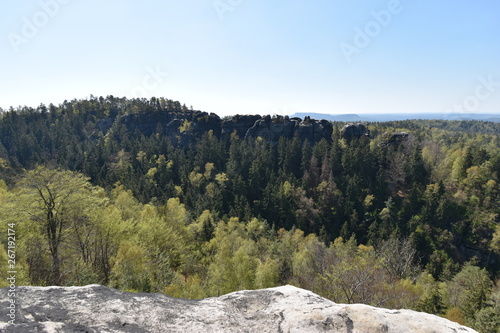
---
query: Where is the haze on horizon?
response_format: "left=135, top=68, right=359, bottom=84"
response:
left=1, top=0, right=499, bottom=117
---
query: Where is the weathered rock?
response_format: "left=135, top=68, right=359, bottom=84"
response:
left=94, top=116, right=114, bottom=134
left=119, top=111, right=221, bottom=138
left=245, top=116, right=332, bottom=144
left=294, top=118, right=314, bottom=141
left=221, top=115, right=262, bottom=137
left=341, top=123, right=369, bottom=141
left=384, top=131, right=410, bottom=146
left=166, top=118, right=183, bottom=132
left=190, top=111, right=222, bottom=135
left=282, top=116, right=297, bottom=138
left=0, top=285, right=477, bottom=333
left=119, top=111, right=176, bottom=136
left=103, top=111, right=333, bottom=145
left=316, top=119, right=333, bottom=142
left=245, top=118, right=277, bottom=142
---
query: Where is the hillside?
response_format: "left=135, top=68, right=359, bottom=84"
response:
left=0, top=96, right=499, bottom=331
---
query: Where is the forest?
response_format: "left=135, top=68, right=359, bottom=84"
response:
left=0, top=96, right=499, bottom=332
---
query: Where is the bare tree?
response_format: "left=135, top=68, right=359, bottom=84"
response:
left=375, top=236, right=421, bottom=280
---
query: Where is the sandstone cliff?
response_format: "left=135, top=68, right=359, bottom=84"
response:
left=0, top=285, right=477, bottom=333
left=98, top=111, right=334, bottom=145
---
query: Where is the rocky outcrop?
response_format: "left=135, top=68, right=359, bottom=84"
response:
left=384, top=131, right=410, bottom=146
left=118, top=111, right=222, bottom=138
left=221, top=114, right=262, bottom=137
left=0, top=284, right=477, bottom=333
left=103, top=111, right=333, bottom=145
left=94, top=116, right=114, bottom=134
left=341, top=123, right=369, bottom=141
left=244, top=115, right=333, bottom=144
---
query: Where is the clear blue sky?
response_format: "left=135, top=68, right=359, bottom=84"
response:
left=1, top=0, right=499, bottom=117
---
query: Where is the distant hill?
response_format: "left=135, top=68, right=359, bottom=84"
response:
left=291, top=112, right=500, bottom=123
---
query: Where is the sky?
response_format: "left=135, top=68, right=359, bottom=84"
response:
left=1, top=0, right=500, bottom=117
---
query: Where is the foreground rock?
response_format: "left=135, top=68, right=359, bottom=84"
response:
left=0, top=285, right=477, bottom=333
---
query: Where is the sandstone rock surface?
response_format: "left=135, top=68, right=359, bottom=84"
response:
left=0, top=285, right=477, bottom=333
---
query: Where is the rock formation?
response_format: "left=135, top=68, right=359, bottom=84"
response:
left=221, top=114, right=262, bottom=137
left=384, top=131, right=411, bottom=146
left=118, top=110, right=222, bottom=138
left=244, top=115, right=333, bottom=144
left=0, top=284, right=477, bottom=333
left=97, top=111, right=334, bottom=145
left=341, top=123, right=369, bottom=142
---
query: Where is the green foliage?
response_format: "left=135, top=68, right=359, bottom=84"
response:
left=471, top=286, right=500, bottom=333
left=255, top=259, right=280, bottom=289
left=110, top=241, right=151, bottom=292
left=319, top=238, right=391, bottom=305
left=179, top=119, right=192, bottom=133
left=446, top=263, right=493, bottom=323
left=416, top=282, right=444, bottom=315
left=444, top=307, right=467, bottom=326
left=164, top=273, right=206, bottom=299
left=206, top=218, right=259, bottom=295
left=7, top=167, right=105, bottom=285
left=138, top=199, right=192, bottom=289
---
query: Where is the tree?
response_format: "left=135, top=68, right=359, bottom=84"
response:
left=255, top=259, right=279, bottom=289
left=109, top=241, right=151, bottom=292
left=470, top=287, right=500, bottom=333
left=416, top=275, right=444, bottom=315
left=139, top=200, right=192, bottom=290
left=375, top=236, right=420, bottom=280
left=320, top=238, right=381, bottom=305
left=205, top=218, right=258, bottom=296
left=87, top=204, right=134, bottom=284
left=446, top=263, right=493, bottom=322
left=11, top=166, right=102, bottom=285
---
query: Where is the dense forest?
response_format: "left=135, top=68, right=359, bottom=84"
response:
left=0, top=96, right=499, bottom=331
